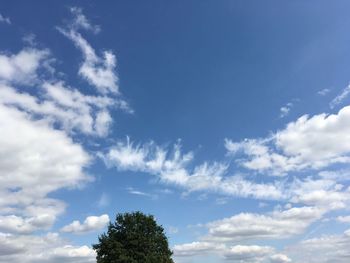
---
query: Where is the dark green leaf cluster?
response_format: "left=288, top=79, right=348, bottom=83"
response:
left=93, top=211, right=174, bottom=263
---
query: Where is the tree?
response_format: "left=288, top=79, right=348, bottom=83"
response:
left=93, top=211, right=174, bottom=263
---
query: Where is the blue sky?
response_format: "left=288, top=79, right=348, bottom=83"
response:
left=2, top=1, right=350, bottom=262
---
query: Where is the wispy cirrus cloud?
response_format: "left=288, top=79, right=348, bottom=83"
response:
left=101, top=138, right=283, bottom=200
left=0, top=13, right=11, bottom=24
left=57, top=8, right=119, bottom=96
left=317, top=88, right=330, bottom=96
left=330, top=83, right=350, bottom=109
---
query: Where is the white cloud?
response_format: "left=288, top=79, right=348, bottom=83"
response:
left=270, top=254, right=292, bottom=263
left=102, top=139, right=350, bottom=209
left=318, top=169, right=350, bottom=182
left=61, top=214, right=109, bottom=234
left=223, top=245, right=273, bottom=262
left=69, top=7, right=100, bottom=34
left=337, top=216, right=350, bottom=223
left=226, top=104, right=350, bottom=175
left=102, top=138, right=283, bottom=200
left=0, top=82, right=117, bottom=137
left=0, top=214, right=55, bottom=234
left=330, top=84, right=350, bottom=108
left=168, top=226, right=179, bottom=234
left=286, top=229, right=350, bottom=263
left=174, top=242, right=278, bottom=263
left=58, top=27, right=119, bottom=94
left=280, top=103, right=293, bottom=118
left=0, top=103, right=91, bottom=227
left=96, top=193, right=110, bottom=208
left=0, top=48, right=49, bottom=84
left=173, top=242, right=225, bottom=257
left=205, top=206, right=323, bottom=242
left=173, top=207, right=321, bottom=261
left=0, top=14, right=11, bottom=24
left=288, top=177, right=350, bottom=210
left=0, top=8, right=132, bottom=262
left=126, top=187, right=157, bottom=199
left=0, top=233, right=96, bottom=263
left=317, top=88, right=330, bottom=96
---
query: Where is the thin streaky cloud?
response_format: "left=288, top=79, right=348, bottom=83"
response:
left=330, top=83, right=350, bottom=109
left=0, top=13, right=11, bottom=24
left=318, top=88, right=330, bottom=96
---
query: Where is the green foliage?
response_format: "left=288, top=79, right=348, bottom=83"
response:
left=93, top=211, right=174, bottom=263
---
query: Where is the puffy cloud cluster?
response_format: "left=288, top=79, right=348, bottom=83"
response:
left=0, top=233, right=96, bottom=263
left=173, top=206, right=327, bottom=262
left=173, top=242, right=225, bottom=257
left=205, top=206, right=323, bottom=242
left=0, top=215, right=55, bottom=234
left=0, top=48, right=49, bottom=84
left=286, top=229, right=350, bottom=263
left=0, top=7, right=129, bottom=263
left=61, top=214, right=110, bottom=234
left=0, top=103, right=90, bottom=221
left=226, top=105, right=350, bottom=175
left=223, top=245, right=274, bottom=262
left=173, top=242, right=291, bottom=263
left=0, top=82, right=116, bottom=136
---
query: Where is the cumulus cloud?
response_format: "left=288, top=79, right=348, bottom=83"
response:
left=337, top=215, right=350, bottom=223
left=0, top=103, right=91, bottom=220
left=0, top=82, right=118, bottom=136
left=286, top=229, right=350, bottom=263
left=270, top=254, right=292, bottom=263
left=173, top=242, right=225, bottom=257
left=61, top=214, right=109, bottom=234
left=173, top=242, right=283, bottom=263
left=0, top=233, right=95, bottom=263
left=223, top=245, right=273, bottom=262
left=0, top=214, right=55, bottom=234
left=226, top=104, right=350, bottom=175
left=172, top=204, right=334, bottom=261
left=0, top=7, right=131, bottom=263
left=173, top=207, right=319, bottom=262
left=205, top=206, right=324, bottom=242
left=0, top=48, right=49, bottom=84
left=102, top=138, right=283, bottom=200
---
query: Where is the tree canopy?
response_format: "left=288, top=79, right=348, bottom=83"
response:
left=93, top=211, right=174, bottom=263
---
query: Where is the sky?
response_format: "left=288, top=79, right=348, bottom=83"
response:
left=1, top=1, right=350, bottom=262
